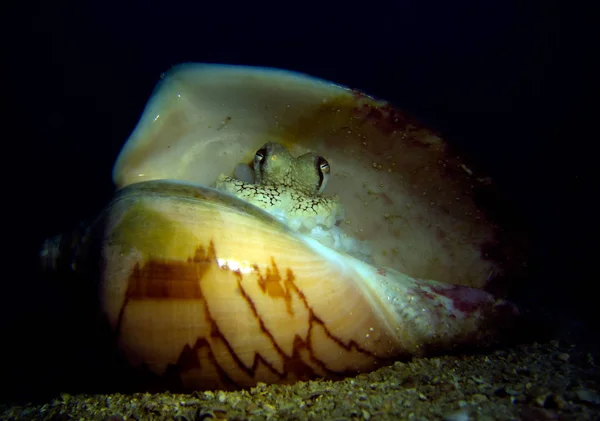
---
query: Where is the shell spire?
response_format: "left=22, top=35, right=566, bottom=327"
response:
left=40, top=220, right=92, bottom=273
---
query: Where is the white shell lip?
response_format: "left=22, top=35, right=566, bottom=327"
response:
left=112, top=63, right=358, bottom=189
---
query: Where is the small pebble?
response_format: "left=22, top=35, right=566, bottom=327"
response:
left=444, top=408, right=470, bottom=421
left=576, top=389, right=600, bottom=405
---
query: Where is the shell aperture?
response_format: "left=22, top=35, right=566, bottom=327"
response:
left=215, top=142, right=374, bottom=261
left=110, top=63, right=517, bottom=288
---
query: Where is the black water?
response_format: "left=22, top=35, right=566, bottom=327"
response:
left=3, top=0, right=596, bottom=403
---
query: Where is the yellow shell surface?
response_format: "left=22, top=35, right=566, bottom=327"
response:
left=99, top=182, right=403, bottom=390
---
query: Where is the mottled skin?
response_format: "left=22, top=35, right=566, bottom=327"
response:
left=215, top=142, right=344, bottom=230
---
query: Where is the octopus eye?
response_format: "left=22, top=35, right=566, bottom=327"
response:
left=317, top=157, right=330, bottom=174
left=255, top=148, right=266, bottom=162
left=316, top=156, right=330, bottom=194
left=254, top=147, right=267, bottom=171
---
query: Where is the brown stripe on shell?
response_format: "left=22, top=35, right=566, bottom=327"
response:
left=115, top=240, right=390, bottom=390
left=252, top=258, right=294, bottom=315
left=276, top=267, right=388, bottom=376
left=175, top=340, right=238, bottom=389
left=236, top=267, right=318, bottom=382
left=124, top=242, right=217, bottom=300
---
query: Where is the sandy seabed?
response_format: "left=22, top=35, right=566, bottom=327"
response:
left=2, top=340, right=599, bottom=421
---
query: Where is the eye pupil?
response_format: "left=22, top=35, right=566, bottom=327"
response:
left=317, top=157, right=330, bottom=173
left=255, top=149, right=266, bottom=161
left=315, top=156, right=330, bottom=194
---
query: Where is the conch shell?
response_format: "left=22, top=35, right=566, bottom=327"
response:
left=42, top=64, right=522, bottom=391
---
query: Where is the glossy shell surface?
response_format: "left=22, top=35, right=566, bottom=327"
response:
left=88, top=180, right=514, bottom=390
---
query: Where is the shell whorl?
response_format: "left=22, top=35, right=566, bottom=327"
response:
left=55, top=180, right=514, bottom=390
left=97, top=181, right=407, bottom=389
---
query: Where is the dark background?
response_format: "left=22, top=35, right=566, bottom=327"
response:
left=3, top=0, right=595, bottom=401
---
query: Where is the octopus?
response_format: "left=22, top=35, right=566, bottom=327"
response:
left=215, top=142, right=345, bottom=233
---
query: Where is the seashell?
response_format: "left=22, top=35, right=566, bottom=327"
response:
left=43, top=64, right=523, bottom=391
